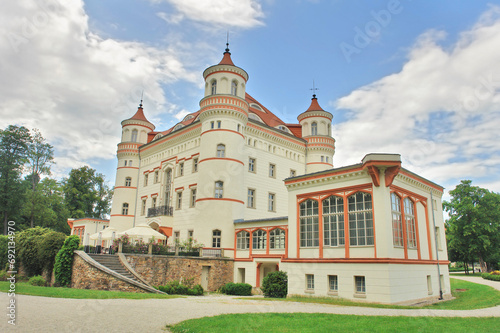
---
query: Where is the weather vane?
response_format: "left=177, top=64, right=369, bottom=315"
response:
left=139, top=90, right=144, bottom=107
left=226, top=31, right=230, bottom=52
left=310, top=80, right=319, bottom=97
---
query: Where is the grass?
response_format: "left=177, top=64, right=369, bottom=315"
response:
left=168, top=313, right=500, bottom=333
left=244, top=278, right=500, bottom=310
left=0, top=282, right=179, bottom=299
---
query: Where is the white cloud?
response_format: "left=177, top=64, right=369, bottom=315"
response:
left=0, top=0, right=200, bottom=177
left=333, top=6, right=500, bottom=192
left=153, top=0, right=264, bottom=28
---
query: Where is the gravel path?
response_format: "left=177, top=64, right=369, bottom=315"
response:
left=1, top=276, right=499, bottom=332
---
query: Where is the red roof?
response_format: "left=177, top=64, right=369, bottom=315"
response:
left=306, top=95, right=325, bottom=112
left=128, top=105, right=153, bottom=124
left=246, top=93, right=287, bottom=128
left=218, top=51, right=235, bottom=66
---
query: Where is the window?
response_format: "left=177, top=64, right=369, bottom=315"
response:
left=290, top=169, right=296, bottom=177
left=237, top=124, right=241, bottom=132
left=268, top=193, right=276, bottom=212
left=249, top=158, right=256, bottom=172
left=190, top=188, right=196, bottom=207
left=311, top=122, right=318, bottom=135
left=323, top=195, right=345, bottom=247
left=217, top=121, right=221, bottom=129
left=236, top=231, right=250, bottom=250
left=247, top=189, right=255, bottom=208
left=269, top=163, right=276, bottom=178
left=141, top=199, right=146, bottom=215
left=211, top=121, right=214, bottom=129
left=321, top=156, right=324, bottom=162
left=122, top=203, right=129, bottom=215
left=252, top=229, right=267, bottom=249
left=404, top=198, right=417, bottom=248
left=131, top=129, right=138, bottom=142
left=270, top=228, right=285, bottom=249
left=193, top=158, right=198, bottom=172
left=174, top=231, right=180, bottom=243
left=355, top=276, right=366, bottom=293
left=129, top=160, right=132, bottom=166
left=216, top=144, right=225, bottom=158
left=125, top=177, right=132, bottom=187
left=211, top=80, right=217, bottom=95
left=231, top=80, right=237, bottom=96
left=391, top=193, right=403, bottom=247
left=144, top=174, right=148, bottom=186
left=124, top=160, right=127, bottom=166
left=212, top=230, right=221, bottom=248
left=188, top=230, right=193, bottom=241
left=179, top=162, right=184, bottom=176
left=348, top=192, right=374, bottom=246
left=300, top=199, right=319, bottom=247
left=176, top=192, right=182, bottom=209
left=306, top=274, right=314, bottom=290
left=214, top=181, right=223, bottom=198
left=328, top=275, right=338, bottom=292
left=154, top=170, right=159, bottom=183
left=326, top=156, right=329, bottom=163
left=152, top=197, right=157, bottom=208
left=165, top=169, right=172, bottom=206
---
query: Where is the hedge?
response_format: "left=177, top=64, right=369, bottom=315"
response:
left=219, top=282, right=252, bottom=296
left=54, top=235, right=80, bottom=287
left=156, top=280, right=204, bottom=295
left=482, top=271, right=500, bottom=281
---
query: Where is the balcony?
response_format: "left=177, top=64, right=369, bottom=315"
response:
left=147, top=205, right=173, bottom=218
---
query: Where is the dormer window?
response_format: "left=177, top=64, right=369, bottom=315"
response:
left=231, top=81, right=237, bottom=96
left=311, top=122, right=318, bottom=135
left=174, top=124, right=183, bottom=131
left=211, top=80, right=217, bottom=95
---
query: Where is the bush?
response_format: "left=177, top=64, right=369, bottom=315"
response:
left=38, top=231, right=66, bottom=274
left=54, top=235, right=80, bottom=287
left=482, top=272, right=500, bottom=281
left=28, top=275, right=47, bottom=287
left=220, top=282, right=252, bottom=296
left=0, top=235, right=8, bottom=270
left=17, top=227, right=51, bottom=276
left=261, top=271, right=288, bottom=298
left=157, top=280, right=204, bottom=296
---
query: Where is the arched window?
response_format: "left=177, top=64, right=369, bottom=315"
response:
left=327, top=124, right=331, bottom=135
left=323, top=195, right=344, bottom=247
left=391, top=193, right=403, bottom=247
left=212, top=230, right=221, bottom=248
left=404, top=198, right=417, bottom=248
left=348, top=192, right=373, bottom=246
left=252, top=229, right=267, bottom=249
left=270, top=228, right=285, bottom=249
left=311, top=122, right=318, bottom=135
left=131, top=129, right=138, bottom=142
left=165, top=169, right=172, bottom=206
left=231, top=81, right=237, bottom=96
left=211, top=80, right=217, bottom=95
left=299, top=199, right=319, bottom=247
left=125, top=177, right=132, bottom=187
left=216, top=144, right=225, bottom=158
left=236, top=231, right=250, bottom=250
left=122, top=203, right=129, bottom=215
left=214, top=181, right=223, bottom=198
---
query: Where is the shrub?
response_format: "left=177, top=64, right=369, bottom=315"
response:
left=157, top=280, right=204, bottom=295
left=28, top=275, right=47, bottom=287
left=54, top=235, right=80, bottom=287
left=0, top=235, right=8, bottom=270
left=261, top=271, right=288, bottom=298
left=17, top=227, right=51, bottom=276
left=482, top=272, right=500, bottom=281
left=220, top=282, right=252, bottom=296
left=38, top=231, right=66, bottom=275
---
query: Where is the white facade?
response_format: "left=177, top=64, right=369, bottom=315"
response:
left=105, top=47, right=450, bottom=303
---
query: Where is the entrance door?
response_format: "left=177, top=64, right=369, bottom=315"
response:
left=201, top=266, right=211, bottom=290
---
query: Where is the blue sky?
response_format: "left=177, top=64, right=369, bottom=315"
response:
left=1, top=0, right=499, bottom=198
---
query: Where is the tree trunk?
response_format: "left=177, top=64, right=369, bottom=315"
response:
left=478, top=256, right=488, bottom=273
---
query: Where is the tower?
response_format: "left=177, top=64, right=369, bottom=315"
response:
left=109, top=102, right=155, bottom=231
left=298, top=94, right=335, bottom=173
left=195, top=44, right=249, bottom=249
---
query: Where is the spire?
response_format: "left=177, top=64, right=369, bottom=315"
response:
left=128, top=98, right=152, bottom=124
left=306, top=94, right=325, bottom=112
left=218, top=34, right=235, bottom=66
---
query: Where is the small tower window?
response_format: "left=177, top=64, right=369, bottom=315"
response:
left=217, top=144, right=225, bottom=158
left=122, top=203, right=129, bottom=215
left=311, top=122, right=318, bottom=135
left=215, top=181, right=223, bottom=198
left=211, top=80, right=217, bottom=95
left=212, top=230, right=221, bottom=248
left=131, top=129, right=138, bottom=142
left=125, top=177, right=132, bottom=187
left=231, top=81, right=237, bottom=96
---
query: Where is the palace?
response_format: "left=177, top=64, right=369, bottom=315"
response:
left=99, top=45, right=449, bottom=303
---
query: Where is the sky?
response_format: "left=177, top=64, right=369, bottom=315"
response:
left=1, top=0, right=500, bottom=200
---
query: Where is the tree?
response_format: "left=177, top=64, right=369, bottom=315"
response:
left=0, top=125, right=31, bottom=234
left=444, top=180, right=500, bottom=273
left=63, top=166, right=112, bottom=219
left=26, top=129, right=54, bottom=227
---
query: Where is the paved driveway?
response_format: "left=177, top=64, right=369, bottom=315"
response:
left=1, top=276, right=498, bottom=333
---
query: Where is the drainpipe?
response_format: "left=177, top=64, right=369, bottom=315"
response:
left=132, top=149, right=142, bottom=227
left=430, top=190, right=443, bottom=300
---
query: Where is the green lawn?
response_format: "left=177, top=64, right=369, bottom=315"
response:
left=169, top=313, right=500, bottom=333
left=0, top=282, right=179, bottom=299
left=249, top=278, right=500, bottom=310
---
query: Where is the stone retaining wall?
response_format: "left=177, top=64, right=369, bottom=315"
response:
left=124, top=254, right=233, bottom=291
left=71, top=255, right=146, bottom=293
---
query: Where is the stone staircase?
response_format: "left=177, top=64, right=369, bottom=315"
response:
left=87, top=254, right=142, bottom=284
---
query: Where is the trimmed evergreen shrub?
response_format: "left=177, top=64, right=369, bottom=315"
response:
left=261, top=271, right=288, bottom=298
left=54, top=235, right=80, bottom=287
left=28, top=275, right=47, bottom=286
left=157, top=280, right=204, bottom=295
left=220, top=282, right=252, bottom=296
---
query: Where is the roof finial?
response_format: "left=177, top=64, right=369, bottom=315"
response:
left=310, top=80, right=319, bottom=98
left=139, top=90, right=144, bottom=108
left=225, top=31, right=230, bottom=53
